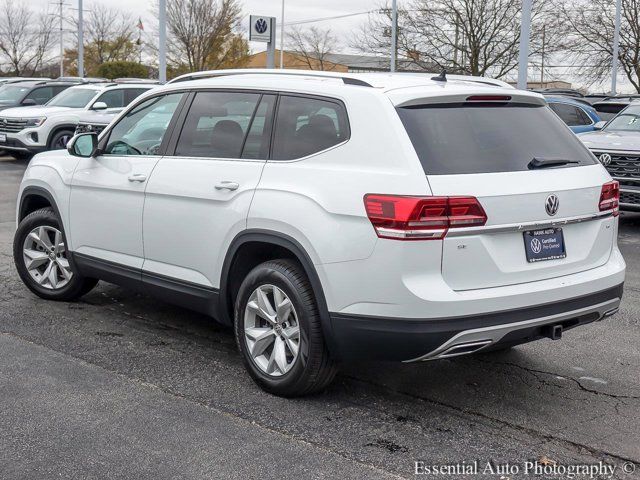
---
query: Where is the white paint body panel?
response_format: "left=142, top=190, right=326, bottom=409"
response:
left=69, top=154, right=160, bottom=269
left=143, top=156, right=266, bottom=287
left=16, top=71, right=625, bottom=328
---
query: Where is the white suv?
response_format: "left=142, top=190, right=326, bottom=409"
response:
left=13, top=70, right=625, bottom=396
left=0, top=82, right=154, bottom=157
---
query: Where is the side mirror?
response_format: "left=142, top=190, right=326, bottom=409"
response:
left=21, top=98, right=37, bottom=106
left=594, top=121, right=607, bottom=130
left=67, top=132, right=98, bottom=158
left=92, top=101, right=108, bottom=111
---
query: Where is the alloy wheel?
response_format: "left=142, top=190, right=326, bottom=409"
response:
left=22, top=225, right=73, bottom=290
left=243, top=284, right=300, bottom=377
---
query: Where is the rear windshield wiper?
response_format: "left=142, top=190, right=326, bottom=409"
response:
left=528, top=157, right=580, bottom=169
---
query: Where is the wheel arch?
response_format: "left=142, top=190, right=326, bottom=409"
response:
left=220, top=229, right=338, bottom=357
left=47, top=124, right=77, bottom=148
left=19, top=186, right=63, bottom=224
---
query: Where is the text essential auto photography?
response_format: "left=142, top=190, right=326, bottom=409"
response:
left=0, top=0, right=639, bottom=479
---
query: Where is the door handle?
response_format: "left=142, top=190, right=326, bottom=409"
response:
left=128, top=174, right=147, bottom=183
left=215, top=181, right=240, bottom=191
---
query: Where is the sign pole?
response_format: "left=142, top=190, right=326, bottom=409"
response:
left=517, top=0, right=532, bottom=90
left=611, top=0, right=622, bottom=95
left=159, top=0, right=167, bottom=83
left=78, top=0, right=84, bottom=77
left=267, top=18, right=276, bottom=69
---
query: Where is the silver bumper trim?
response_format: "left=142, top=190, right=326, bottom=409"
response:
left=404, top=298, right=621, bottom=362
left=445, top=211, right=613, bottom=237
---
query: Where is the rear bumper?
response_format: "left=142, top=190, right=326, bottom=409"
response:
left=329, top=283, right=623, bottom=361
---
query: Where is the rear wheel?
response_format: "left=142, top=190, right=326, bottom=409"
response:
left=234, top=259, right=337, bottom=396
left=13, top=208, right=97, bottom=301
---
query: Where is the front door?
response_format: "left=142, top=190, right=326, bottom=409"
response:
left=69, top=92, right=185, bottom=269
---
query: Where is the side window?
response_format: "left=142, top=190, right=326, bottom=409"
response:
left=175, top=91, right=261, bottom=158
left=104, top=93, right=184, bottom=156
left=272, top=95, right=349, bottom=160
left=125, top=88, right=150, bottom=105
left=242, top=95, right=276, bottom=159
left=549, top=103, right=585, bottom=126
left=576, top=107, right=593, bottom=125
left=94, top=89, right=125, bottom=108
left=24, top=87, right=53, bottom=105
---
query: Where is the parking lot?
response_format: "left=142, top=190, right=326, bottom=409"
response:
left=0, top=155, right=638, bottom=479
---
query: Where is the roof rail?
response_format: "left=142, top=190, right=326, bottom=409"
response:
left=167, top=69, right=374, bottom=88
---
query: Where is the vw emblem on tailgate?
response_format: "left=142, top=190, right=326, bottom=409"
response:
left=599, top=153, right=612, bottom=166
left=545, top=194, right=559, bottom=216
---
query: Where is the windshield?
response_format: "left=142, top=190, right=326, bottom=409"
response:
left=604, top=106, right=640, bottom=132
left=397, top=103, right=596, bottom=175
left=47, top=87, right=99, bottom=108
left=0, top=85, right=29, bottom=103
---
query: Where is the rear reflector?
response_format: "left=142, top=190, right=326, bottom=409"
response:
left=599, top=181, right=620, bottom=216
left=364, top=194, right=487, bottom=240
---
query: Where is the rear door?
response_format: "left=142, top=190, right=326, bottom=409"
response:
left=396, top=97, right=616, bottom=291
left=142, top=90, right=275, bottom=288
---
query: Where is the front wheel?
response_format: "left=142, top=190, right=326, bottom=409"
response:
left=234, top=259, right=337, bottom=397
left=49, top=129, right=74, bottom=150
left=13, top=208, right=98, bottom=301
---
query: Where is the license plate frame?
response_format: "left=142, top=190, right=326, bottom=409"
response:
left=523, top=228, right=566, bottom=263
left=0, top=133, right=7, bottom=143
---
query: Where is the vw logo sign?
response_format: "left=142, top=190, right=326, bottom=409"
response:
left=599, top=153, right=612, bottom=166
left=530, top=237, right=542, bottom=254
left=255, top=18, right=268, bottom=34
left=545, top=194, right=560, bottom=216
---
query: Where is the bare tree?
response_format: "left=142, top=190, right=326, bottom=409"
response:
left=0, top=0, right=56, bottom=75
left=82, top=3, right=137, bottom=64
left=162, top=0, right=249, bottom=73
left=353, top=0, right=566, bottom=79
left=557, top=0, right=640, bottom=92
left=286, top=26, right=339, bottom=71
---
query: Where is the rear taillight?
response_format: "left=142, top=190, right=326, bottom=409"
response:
left=599, top=181, right=620, bottom=216
left=363, top=194, right=487, bottom=240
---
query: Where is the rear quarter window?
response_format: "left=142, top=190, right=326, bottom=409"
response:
left=397, top=103, right=597, bottom=175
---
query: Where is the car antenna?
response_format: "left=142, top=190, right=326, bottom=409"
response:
left=431, top=70, right=447, bottom=82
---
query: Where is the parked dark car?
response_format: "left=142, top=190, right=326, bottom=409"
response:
left=0, top=80, right=83, bottom=112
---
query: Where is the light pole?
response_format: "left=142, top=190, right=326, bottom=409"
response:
left=611, top=0, right=622, bottom=94
left=280, top=0, right=285, bottom=69
left=517, top=0, right=532, bottom=89
left=159, top=0, right=167, bottom=83
left=390, top=0, right=397, bottom=72
left=78, top=0, right=83, bottom=77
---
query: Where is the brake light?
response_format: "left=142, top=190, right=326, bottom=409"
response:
left=363, top=194, right=487, bottom=240
left=466, top=95, right=512, bottom=102
left=599, top=181, right=620, bottom=216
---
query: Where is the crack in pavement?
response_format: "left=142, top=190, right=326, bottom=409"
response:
left=340, top=373, right=640, bottom=465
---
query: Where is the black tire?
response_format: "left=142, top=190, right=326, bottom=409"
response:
left=234, top=259, right=338, bottom=397
left=13, top=207, right=98, bottom=301
left=48, top=129, right=74, bottom=150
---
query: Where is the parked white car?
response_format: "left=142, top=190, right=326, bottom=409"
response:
left=0, top=82, right=154, bottom=157
left=13, top=70, right=625, bottom=396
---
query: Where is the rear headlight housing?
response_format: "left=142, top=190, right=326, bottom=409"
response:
left=599, top=181, right=619, bottom=216
left=364, top=194, right=487, bottom=240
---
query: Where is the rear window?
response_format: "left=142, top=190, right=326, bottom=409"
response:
left=397, top=103, right=596, bottom=175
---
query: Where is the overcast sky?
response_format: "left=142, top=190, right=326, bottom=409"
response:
left=29, top=0, right=373, bottom=52
left=27, top=0, right=633, bottom=92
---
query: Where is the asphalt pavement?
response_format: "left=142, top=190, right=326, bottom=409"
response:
left=0, top=156, right=638, bottom=479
